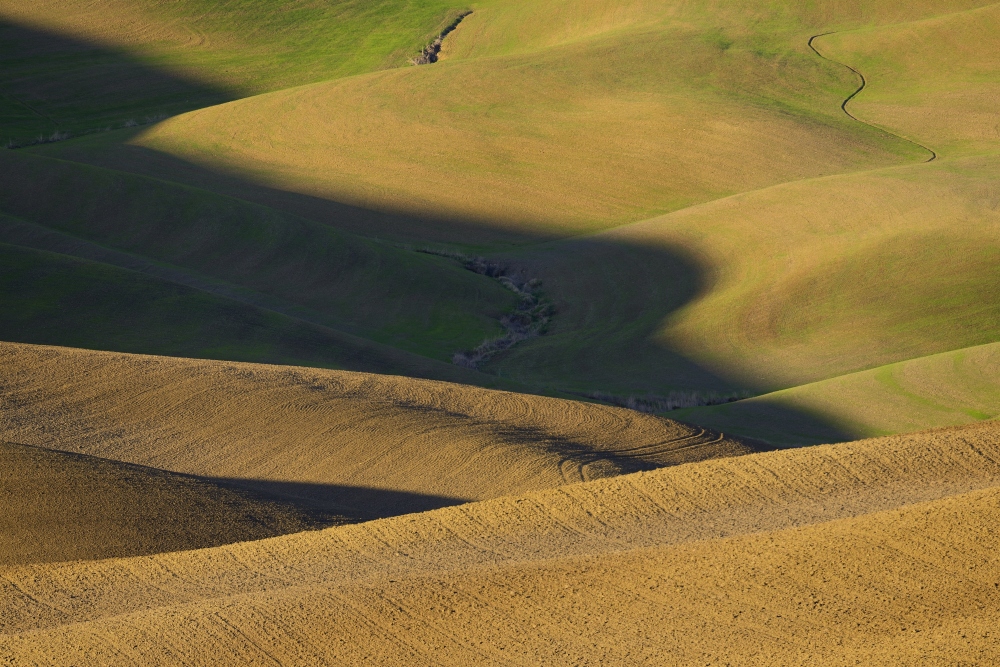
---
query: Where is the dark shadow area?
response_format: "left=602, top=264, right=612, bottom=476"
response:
left=0, top=238, right=500, bottom=387
left=216, top=477, right=467, bottom=522
left=0, top=19, right=233, bottom=145
left=0, top=19, right=857, bottom=448
left=0, top=440, right=467, bottom=565
left=671, top=400, right=855, bottom=449
left=32, top=137, right=549, bottom=247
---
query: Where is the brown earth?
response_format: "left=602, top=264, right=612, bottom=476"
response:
left=0, top=441, right=340, bottom=566
left=1, top=419, right=998, bottom=664
left=0, top=341, right=755, bottom=520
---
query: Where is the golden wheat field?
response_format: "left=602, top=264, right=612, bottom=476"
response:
left=1, top=0, right=999, bottom=664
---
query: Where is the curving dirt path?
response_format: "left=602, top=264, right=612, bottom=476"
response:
left=808, top=32, right=937, bottom=162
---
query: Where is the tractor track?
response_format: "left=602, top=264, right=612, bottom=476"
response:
left=558, top=427, right=733, bottom=484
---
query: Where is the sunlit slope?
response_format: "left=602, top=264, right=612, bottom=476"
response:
left=0, top=0, right=466, bottom=140
left=0, top=150, right=516, bottom=363
left=111, top=0, right=932, bottom=243
left=0, top=342, right=753, bottom=519
left=445, top=0, right=992, bottom=60
left=492, top=154, right=1000, bottom=395
left=4, top=421, right=999, bottom=663
left=0, top=441, right=336, bottom=566
left=819, top=2, right=1000, bottom=158
left=676, top=342, right=1000, bottom=447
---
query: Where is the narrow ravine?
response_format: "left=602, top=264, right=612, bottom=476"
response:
left=416, top=249, right=553, bottom=369
left=411, top=11, right=472, bottom=64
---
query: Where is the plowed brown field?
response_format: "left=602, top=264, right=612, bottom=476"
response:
left=2, top=417, right=998, bottom=664
left=0, top=441, right=337, bottom=565
left=0, top=342, right=754, bottom=519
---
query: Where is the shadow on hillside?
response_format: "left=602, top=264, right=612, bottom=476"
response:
left=34, top=138, right=547, bottom=247
left=7, top=144, right=857, bottom=447
left=215, top=477, right=468, bottom=522
left=0, top=19, right=233, bottom=144
left=1, top=20, right=855, bottom=448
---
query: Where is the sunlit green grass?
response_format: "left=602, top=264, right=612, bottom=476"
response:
left=0, top=0, right=466, bottom=141
left=673, top=342, right=1000, bottom=446
left=3, top=0, right=1000, bottom=445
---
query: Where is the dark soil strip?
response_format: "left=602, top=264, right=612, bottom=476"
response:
left=808, top=33, right=937, bottom=162
left=412, top=11, right=472, bottom=64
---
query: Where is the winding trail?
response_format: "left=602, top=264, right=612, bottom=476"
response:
left=808, top=32, right=937, bottom=163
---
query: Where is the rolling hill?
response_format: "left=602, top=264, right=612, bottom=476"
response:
left=0, top=440, right=339, bottom=566
left=0, top=149, right=519, bottom=367
left=0, top=342, right=755, bottom=519
left=674, top=341, right=1000, bottom=446
left=2, top=418, right=998, bottom=663
left=1, top=0, right=999, bottom=663
left=493, top=153, right=1000, bottom=397
left=0, top=0, right=469, bottom=142
left=10, top=0, right=995, bottom=438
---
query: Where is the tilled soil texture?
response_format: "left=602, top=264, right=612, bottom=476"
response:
left=0, top=342, right=756, bottom=520
left=0, top=441, right=341, bottom=565
left=2, top=420, right=998, bottom=663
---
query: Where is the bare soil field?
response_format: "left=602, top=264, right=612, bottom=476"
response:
left=0, top=342, right=754, bottom=520
left=0, top=441, right=339, bottom=566
left=2, top=417, right=998, bottom=664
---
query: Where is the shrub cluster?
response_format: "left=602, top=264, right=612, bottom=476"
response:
left=582, top=389, right=756, bottom=413
left=417, top=248, right=554, bottom=369
left=3, top=114, right=168, bottom=149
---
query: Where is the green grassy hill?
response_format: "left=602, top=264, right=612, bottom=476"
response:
left=65, top=0, right=930, bottom=242
left=0, top=150, right=517, bottom=362
left=2, top=0, right=999, bottom=444
left=0, top=240, right=506, bottom=382
left=491, top=154, right=1000, bottom=396
left=673, top=342, right=1000, bottom=447
left=818, top=3, right=1000, bottom=158
left=0, top=0, right=468, bottom=142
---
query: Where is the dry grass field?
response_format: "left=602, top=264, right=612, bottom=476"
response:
left=2, top=0, right=999, bottom=663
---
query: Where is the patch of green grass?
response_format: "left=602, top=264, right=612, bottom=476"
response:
left=0, top=150, right=517, bottom=362
left=95, top=4, right=926, bottom=244
left=673, top=342, right=1000, bottom=447
left=0, top=0, right=467, bottom=141
left=0, top=241, right=514, bottom=384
